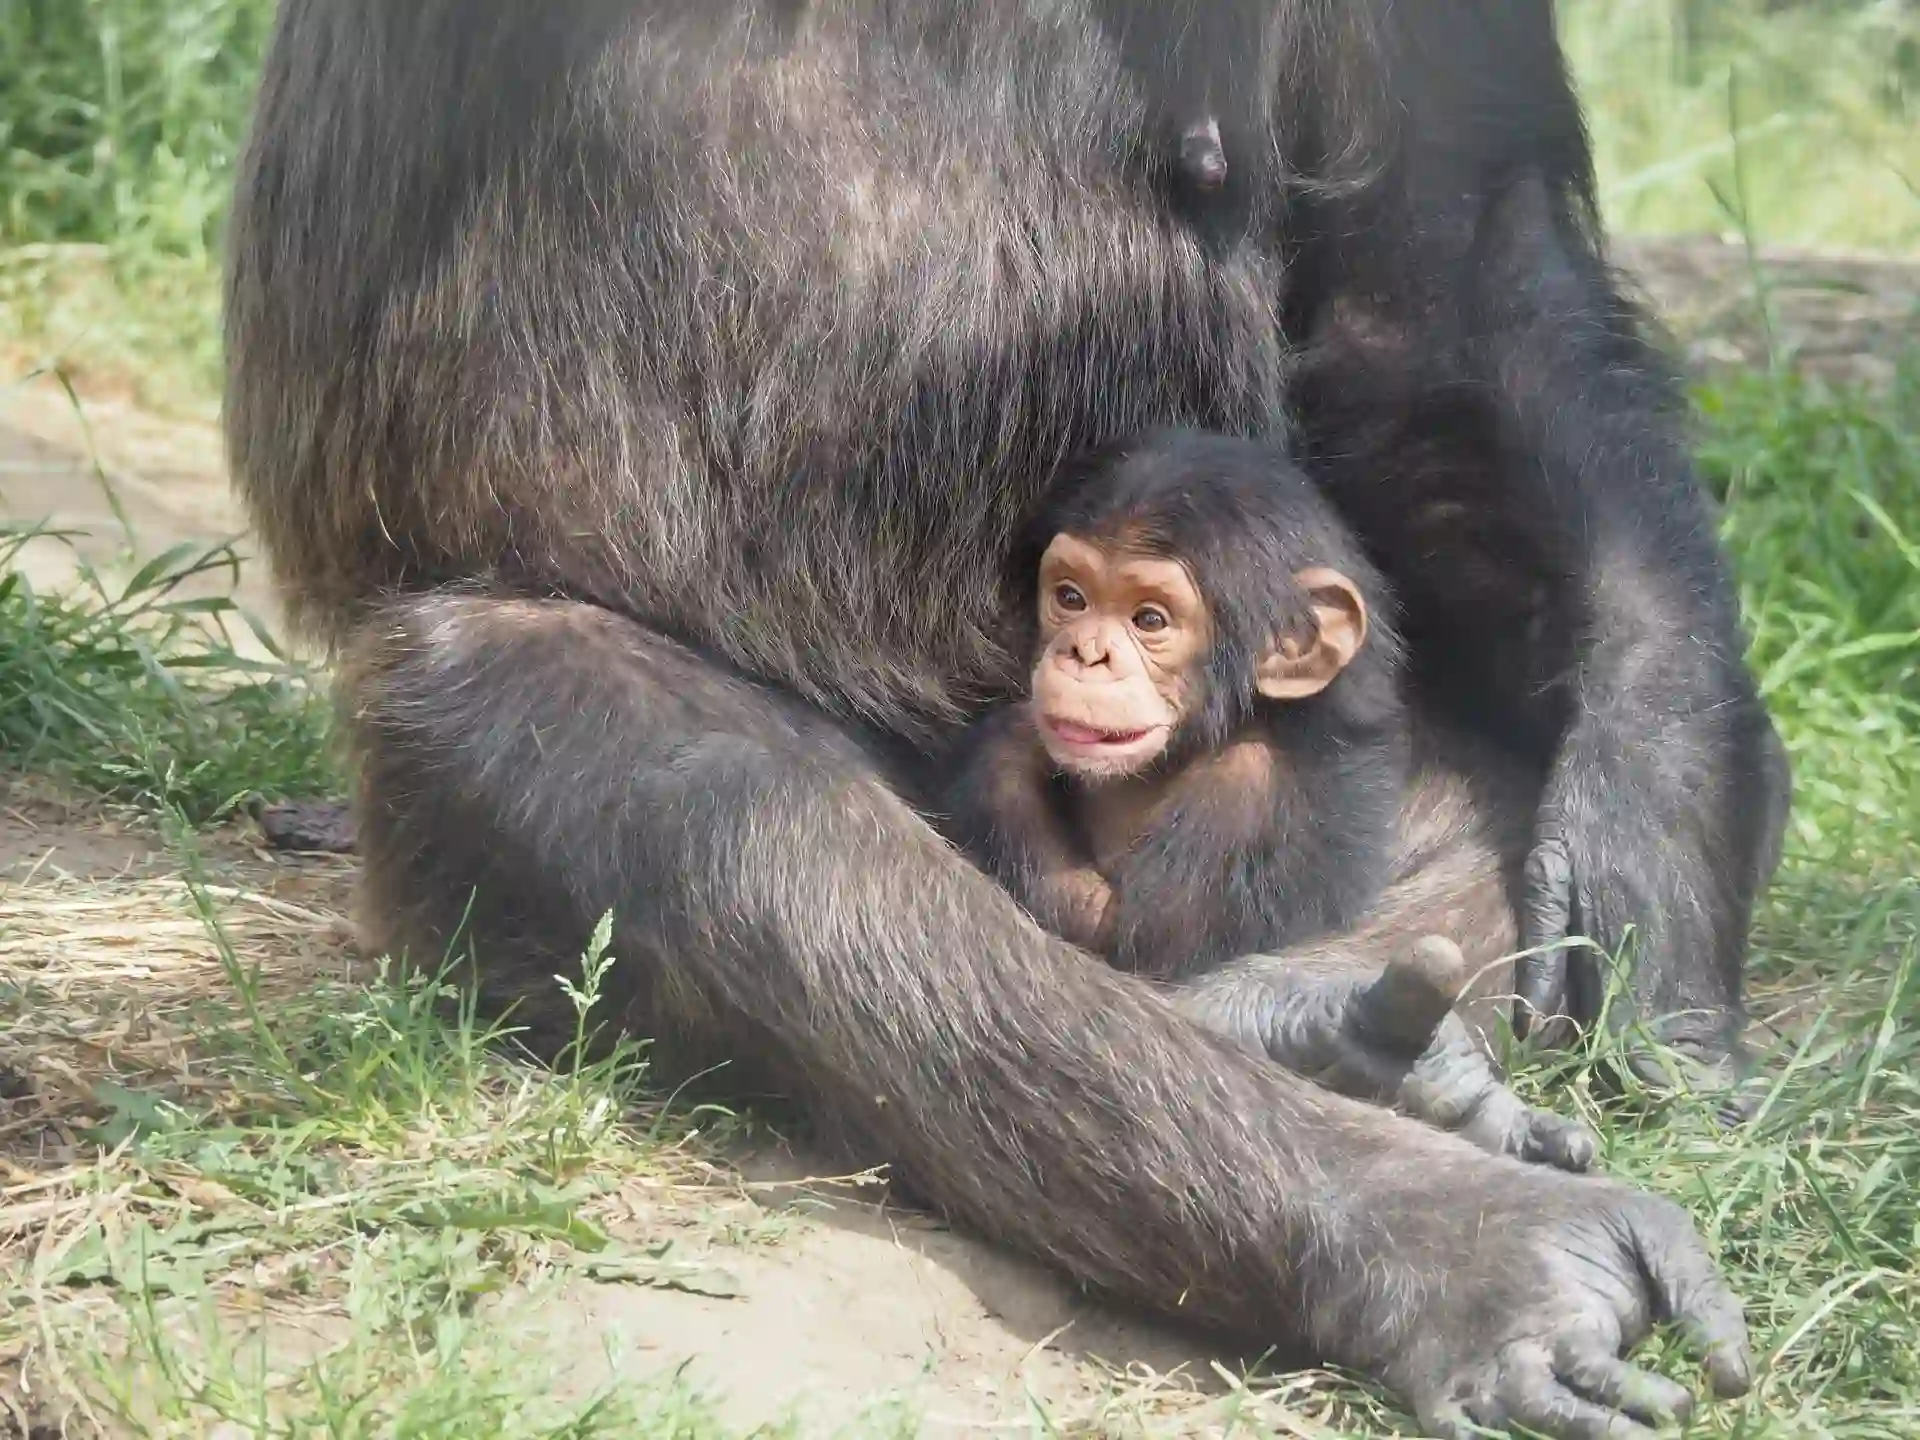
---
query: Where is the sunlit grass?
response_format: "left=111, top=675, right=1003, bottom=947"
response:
left=1560, top=0, right=1920, bottom=251
left=0, top=516, right=336, bottom=822
left=1, top=854, right=774, bottom=1438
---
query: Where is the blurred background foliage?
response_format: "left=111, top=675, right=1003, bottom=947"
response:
left=1, top=0, right=1915, bottom=411
left=1567, top=0, right=1917, bottom=249
left=1, top=0, right=1915, bottom=260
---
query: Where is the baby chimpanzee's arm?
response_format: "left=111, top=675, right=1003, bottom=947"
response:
left=942, top=708, right=1115, bottom=951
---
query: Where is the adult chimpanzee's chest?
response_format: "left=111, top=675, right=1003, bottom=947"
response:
left=600, top=6, right=1306, bottom=731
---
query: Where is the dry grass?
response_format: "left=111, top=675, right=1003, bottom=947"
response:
left=0, top=868, right=358, bottom=1135
left=0, top=816, right=770, bottom=1438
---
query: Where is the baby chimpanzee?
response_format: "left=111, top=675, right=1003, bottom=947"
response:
left=946, top=428, right=1442, bottom=993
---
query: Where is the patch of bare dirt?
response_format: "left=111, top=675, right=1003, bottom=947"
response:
left=1614, top=235, right=1919, bottom=389
left=509, top=1170, right=1241, bottom=1435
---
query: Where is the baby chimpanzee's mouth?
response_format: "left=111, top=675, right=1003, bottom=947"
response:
left=1044, top=718, right=1156, bottom=747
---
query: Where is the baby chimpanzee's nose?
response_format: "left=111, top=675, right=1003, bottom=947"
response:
left=1071, top=627, right=1112, bottom=667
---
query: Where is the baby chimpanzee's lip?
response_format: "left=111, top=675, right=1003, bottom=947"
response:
left=1042, top=716, right=1160, bottom=748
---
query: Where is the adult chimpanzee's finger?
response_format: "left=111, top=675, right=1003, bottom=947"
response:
left=1634, top=1204, right=1755, bottom=1398
left=1517, top=829, right=1573, bottom=1037
left=1456, top=1084, right=1534, bottom=1160
left=1350, top=935, right=1468, bottom=1055
left=1495, top=1351, right=1661, bottom=1440
left=1553, top=1335, right=1696, bottom=1428
left=1524, top=1109, right=1598, bottom=1173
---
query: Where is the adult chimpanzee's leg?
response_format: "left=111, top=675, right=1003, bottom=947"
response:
left=346, top=590, right=1747, bottom=1437
left=1282, top=3, right=1790, bottom=1085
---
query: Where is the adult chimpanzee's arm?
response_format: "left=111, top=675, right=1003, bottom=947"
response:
left=1282, top=0, right=1789, bottom=1081
left=348, top=592, right=1745, bottom=1438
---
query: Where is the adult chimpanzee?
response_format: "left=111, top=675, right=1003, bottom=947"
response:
left=225, top=3, right=1785, bottom=1435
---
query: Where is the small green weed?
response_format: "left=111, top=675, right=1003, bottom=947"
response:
left=0, top=516, right=337, bottom=821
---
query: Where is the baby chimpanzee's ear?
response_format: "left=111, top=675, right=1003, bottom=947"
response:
left=1254, top=567, right=1369, bottom=700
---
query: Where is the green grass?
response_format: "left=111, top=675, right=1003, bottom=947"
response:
left=0, top=0, right=272, bottom=408
left=1705, top=365, right=1920, bottom=881
left=0, top=515, right=337, bottom=821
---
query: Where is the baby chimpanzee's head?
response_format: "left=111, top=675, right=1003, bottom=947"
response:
left=1012, top=429, right=1403, bottom=782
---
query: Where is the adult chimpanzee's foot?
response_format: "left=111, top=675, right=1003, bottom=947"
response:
left=254, top=797, right=358, bottom=853
left=1179, top=937, right=1598, bottom=1173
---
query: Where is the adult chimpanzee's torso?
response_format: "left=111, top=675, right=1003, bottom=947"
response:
left=231, top=1, right=1319, bottom=740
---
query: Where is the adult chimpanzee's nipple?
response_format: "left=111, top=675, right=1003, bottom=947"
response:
left=1178, top=116, right=1228, bottom=190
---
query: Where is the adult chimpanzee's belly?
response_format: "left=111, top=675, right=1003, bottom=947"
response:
left=232, top=1, right=1298, bottom=735
left=562, top=8, right=1299, bottom=731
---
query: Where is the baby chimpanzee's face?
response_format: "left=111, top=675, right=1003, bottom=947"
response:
left=1021, top=429, right=1382, bottom=784
left=1026, top=526, right=1372, bottom=785
left=1029, top=533, right=1211, bottom=781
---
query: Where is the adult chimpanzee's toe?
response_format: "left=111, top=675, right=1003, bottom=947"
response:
left=254, top=797, right=358, bottom=853
left=1525, top=1109, right=1598, bottom=1172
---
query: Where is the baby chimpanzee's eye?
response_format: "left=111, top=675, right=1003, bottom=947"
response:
left=1054, top=583, right=1087, bottom=612
left=1132, top=606, right=1169, bottom=633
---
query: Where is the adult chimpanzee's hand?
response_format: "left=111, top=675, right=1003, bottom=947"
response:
left=1517, top=719, right=1771, bottom=1119
left=1181, top=939, right=1598, bottom=1171
left=1372, top=1165, right=1753, bottom=1439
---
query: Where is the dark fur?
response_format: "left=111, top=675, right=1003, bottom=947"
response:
left=225, top=2, right=1779, bottom=1430
left=945, top=430, right=1413, bottom=976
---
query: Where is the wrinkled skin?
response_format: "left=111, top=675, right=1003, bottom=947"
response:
left=1390, top=1171, right=1752, bottom=1440
left=1030, top=533, right=1205, bottom=777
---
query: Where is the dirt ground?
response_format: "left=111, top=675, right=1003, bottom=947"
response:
left=0, top=786, right=1250, bottom=1435
left=1615, top=234, right=1920, bottom=389
left=0, top=235, right=1913, bottom=1436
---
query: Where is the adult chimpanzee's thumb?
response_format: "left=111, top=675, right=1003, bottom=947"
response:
left=1349, top=936, right=1469, bottom=1056
left=1517, top=826, right=1574, bottom=1034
